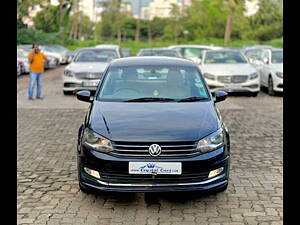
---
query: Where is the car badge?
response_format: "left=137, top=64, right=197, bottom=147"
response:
left=149, top=144, right=161, bottom=157
left=153, top=90, right=159, bottom=96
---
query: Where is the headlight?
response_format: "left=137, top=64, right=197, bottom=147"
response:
left=64, top=69, right=75, bottom=77
left=82, top=128, right=113, bottom=153
left=204, top=73, right=215, bottom=80
left=249, top=72, right=259, bottom=80
left=276, top=72, right=283, bottom=78
left=196, top=129, right=224, bottom=153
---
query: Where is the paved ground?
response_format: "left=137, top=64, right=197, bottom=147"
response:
left=17, top=66, right=283, bottom=225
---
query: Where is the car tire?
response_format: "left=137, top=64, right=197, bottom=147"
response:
left=268, top=77, right=275, bottom=96
left=63, top=90, right=73, bottom=95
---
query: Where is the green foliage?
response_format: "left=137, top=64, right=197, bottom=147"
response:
left=17, top=28, right=59, bottom=45
left=33, top=5, right=60, bottom=32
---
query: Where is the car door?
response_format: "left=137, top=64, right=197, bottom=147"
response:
left=260, top=50, right=272, bottom=86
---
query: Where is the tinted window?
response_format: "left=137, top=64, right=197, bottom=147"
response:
left=97, top=65, right=208, bottom=101
left=74, top=49, right=117, bottom=62
left=204, top=51, right=247, bottom=64
left=271, top=51, right=283, bottom=63
left=183, top=48, right=207, bottom=58
left=140, top=50, right=179, bottom=57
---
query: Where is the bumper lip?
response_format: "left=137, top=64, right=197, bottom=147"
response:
left=95, top=173, right=226, bottom=187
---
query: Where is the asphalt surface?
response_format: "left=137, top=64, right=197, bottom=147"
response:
left=17, top=66, right=283, bottom=225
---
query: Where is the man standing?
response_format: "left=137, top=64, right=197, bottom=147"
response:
left=27, top=44, right=47, bottom=100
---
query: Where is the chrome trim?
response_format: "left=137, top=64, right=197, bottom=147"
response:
left=96, top=174, right=225, bottom=187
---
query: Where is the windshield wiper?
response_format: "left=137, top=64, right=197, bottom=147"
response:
left=178, top=96, right=208, bottom=102
left=125, top=97, right=176, bottom=102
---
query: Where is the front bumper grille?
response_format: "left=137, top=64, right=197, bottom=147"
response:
left=110, top=141, right=199, bottom=158
left=75, top=73, right=102, bottom=80
left=218, top=75, right=248, bottom=84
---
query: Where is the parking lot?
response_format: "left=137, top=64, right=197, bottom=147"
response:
left=17, top=66, right=283, bottom=225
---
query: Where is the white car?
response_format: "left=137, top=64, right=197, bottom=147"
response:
left=17, top=49, right=30, bottom=73
left=63, top=47, right=118, bottom=95
left=168, top=44, right=223, bottom=64
left=95, top=44, right=123, bottom=58
left=200, top=49, right=260, bottom=96
left=244, top=48, right=283, bottom=96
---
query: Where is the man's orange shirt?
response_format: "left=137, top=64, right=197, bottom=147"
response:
left=27, top=52, right=47, bottom=73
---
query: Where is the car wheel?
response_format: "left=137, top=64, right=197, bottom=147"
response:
left=63, top=90, right=73, bottom=95
left=268, top=77, right=275, bottom=96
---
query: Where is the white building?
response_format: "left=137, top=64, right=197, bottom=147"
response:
left=244, top=0, right=260, bottom=17
left=140, top=0, right=183, bottom=20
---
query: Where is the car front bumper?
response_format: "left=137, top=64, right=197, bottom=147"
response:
left=63, top=76, right=99, bottom=92
left=206, top=78, right=260, bottom=93
left=78, top=145, right=230, bottom=192
left=272, top=76, right=283, bottom=92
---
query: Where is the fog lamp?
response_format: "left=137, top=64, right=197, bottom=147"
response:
left=208, top=167, right=224, bottom=178
left=84, top=167, right=101, bottom=179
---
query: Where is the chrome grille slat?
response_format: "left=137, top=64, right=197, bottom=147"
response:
left=75, top=72, right=102, bottom=80
left=110, top=141, right=199, bottom=158
left=218, top=75, right=248, bottom=84
left=109, top=152, right=200, bottom=158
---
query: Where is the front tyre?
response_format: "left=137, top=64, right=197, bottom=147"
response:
left=63, top=90, right=73, bottom=95
left=250, top=92, right=259, bottom=97
left=268, top=77, right=275, bottom=96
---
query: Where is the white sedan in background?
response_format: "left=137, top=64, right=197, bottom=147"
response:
left=63, top=47, right=118, bottom=95
left=244, top=48, right=283, bottom=96
left=200, top=49, right=260, bottom=96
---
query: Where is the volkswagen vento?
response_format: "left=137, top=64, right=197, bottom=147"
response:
left=76, top=57, right=230, bottom=193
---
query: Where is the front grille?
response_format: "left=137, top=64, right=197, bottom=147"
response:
left=75, top=72, right=102, bottom=80
left=218, top=75, right=248, bottom=84
left=110, top=141, right=199, bottom=158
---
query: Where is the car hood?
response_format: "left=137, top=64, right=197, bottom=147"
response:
left=271, top=63, right=283, bottom=73
left=89, top=101, right=220, bottom=142
left=200, top=63, right=256, bottom=75
left=67, top=62, right=109, bottom=73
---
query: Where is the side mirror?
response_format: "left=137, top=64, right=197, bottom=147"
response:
left=76, top=90, right=93, bottom=103
left=214, top=91, right=228, bottom=103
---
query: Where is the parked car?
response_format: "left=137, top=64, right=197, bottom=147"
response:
left=17, top=49, right=30, bottom=74
left=244, top=47, right=283, bottom=96
left=137, top=48, right=183, bottom=58
left=95, top=44, right=123, bottom=58
left=168, top=45, right=223, bottom=64
left=17, top=60, right=22, bottom=77
left=44, top=45, right=71, bottom=64
left=75, top=56, right=230, bottom=194
left=18, top=45, right=59, bottom=69
left=121, top=48, right=132, bottom=57
left=63, top=47, right=119, bottom=95
left=40, top=45, right=64, bottom=64
left=200, top=49, right=260, bottom=96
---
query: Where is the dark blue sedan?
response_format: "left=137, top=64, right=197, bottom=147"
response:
left=76, top=56, right=230, bottom=193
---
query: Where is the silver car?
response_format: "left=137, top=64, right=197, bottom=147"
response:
left=63, top=47, right=119, bottom=95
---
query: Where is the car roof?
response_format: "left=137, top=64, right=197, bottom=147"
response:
left=109, top=56, right=196, bottom=67
left=95, top=44, right=120, bottom=49
left=140, top=48, right=176, bottom=51
left=168, top=44, right=222, bottom=49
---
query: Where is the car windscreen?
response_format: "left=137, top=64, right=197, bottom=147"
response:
left=97, top=65, right=209, bottom=102
left=74, top=49, right=117, bottom=62
left=140, top=50, right=179, bottom=57
left=204, top=51, right=248, bottom=64
left=183, top=48, right=207, bottom=58
left=271, top=51, right=283, bottom=63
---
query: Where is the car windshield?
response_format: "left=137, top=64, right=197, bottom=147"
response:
left=204, top=51, right=247, bottom=64
left=271, top=51, right=283, bottom=63
left=140, top=50, right=179, bottom=57
left=97, top=65, right=209, bottom=102
left=74, top=49, right=117, bottom=62
left=184, top=48, right=207, bottom=58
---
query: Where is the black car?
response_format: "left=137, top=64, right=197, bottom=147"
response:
left=76, top=57, right=230, bottom=193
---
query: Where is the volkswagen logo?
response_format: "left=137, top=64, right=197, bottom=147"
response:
left=149, top=144, right=162, bottom=157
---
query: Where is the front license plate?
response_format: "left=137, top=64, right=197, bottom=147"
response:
left=83, top=81, right=99, bottom=87
left=129, top=162, right=182, bottom=175
left=224, top=84, right=241, bottom=89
